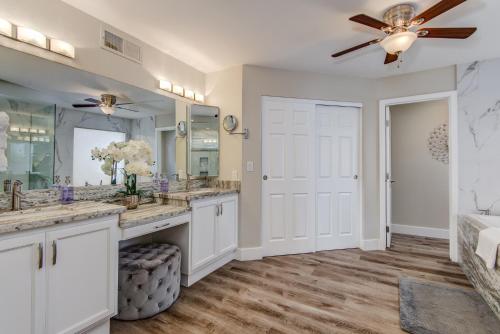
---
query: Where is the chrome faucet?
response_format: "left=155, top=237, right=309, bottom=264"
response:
left=11, top=180, right=24, bottom=211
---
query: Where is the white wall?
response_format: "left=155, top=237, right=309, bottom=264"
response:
left=390, top=100, right=449, bottom=230
left=206, top=66, right=243, bottom=181
left=0, top=0, right=205, bottom=98
left=239, top=65, right=456, bottom=248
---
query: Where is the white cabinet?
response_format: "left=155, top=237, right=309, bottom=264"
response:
left=0, top=216, right=119, bottom=334
left=186, top=194, right=238, bottom=286
left=216, top=196, right=237, bottom=255
left=46, top=219, right=118, bottom=334
left=0, top=233, right=46, bottom=334
left=191, top=198, right=218, bottom=270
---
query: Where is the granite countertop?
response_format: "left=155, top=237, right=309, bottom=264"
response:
left=156, top=188, right=239, bottom=202
left=0, top=201, right=126, bottom=235
left=119, top=203, right=190, bottom=229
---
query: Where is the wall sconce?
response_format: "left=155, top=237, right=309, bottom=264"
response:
left=0, top=18, right=13, bottom=37
left=159, top=80, right=173, bottom=92
left=184, top=89, right=195, bottom=100
left=223, top=115, right=249, bottom=139
left=173, top=85, right=184, bottom=96
left=17, top=26, right=47, bottom=49
left=50, top=39, right=75, bottom=58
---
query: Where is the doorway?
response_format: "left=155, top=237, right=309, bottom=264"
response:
left=379, top=91, right=459, bottom=261
left=261, top=96, right=362, bottom=257
left=155, top=127, right=177, bottom=178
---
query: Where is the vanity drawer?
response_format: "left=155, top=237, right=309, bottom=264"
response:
left=121, top=213, right=191, bottom=240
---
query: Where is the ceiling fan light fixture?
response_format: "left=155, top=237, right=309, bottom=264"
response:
left=100, top=106, right=115, bottom=115
left=380, top=31, right=417, bottom=55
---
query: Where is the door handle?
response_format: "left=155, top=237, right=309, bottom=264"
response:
left=220, top=203, right=223, bottom=216
left=215, top=205, right=219, bottom=216
left=38, top=243, right=43, bottom=269
left=390, top=180, right=396, bottom=183
left=52, top=240, right=57, bottom=266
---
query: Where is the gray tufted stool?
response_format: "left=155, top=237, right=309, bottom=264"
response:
left=115, top=243, right=181, bottom=320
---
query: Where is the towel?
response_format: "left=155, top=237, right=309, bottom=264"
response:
left=476, top=227, right=500, bottom=269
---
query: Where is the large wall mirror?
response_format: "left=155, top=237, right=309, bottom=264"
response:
left=0, top=48, right=220, bottom=191
left=187, top=105, right=220, bottom=177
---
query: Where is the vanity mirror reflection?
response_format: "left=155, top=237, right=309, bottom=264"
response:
left=187, top=104, right=220, bottom=177
left=0, top=54, right=219, bottom=193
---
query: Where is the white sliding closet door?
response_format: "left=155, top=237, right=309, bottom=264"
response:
left=262, top=99, right=316, bottom=256
left=316, top=105, right=360, bottom=250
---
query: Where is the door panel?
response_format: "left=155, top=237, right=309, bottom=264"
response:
left=262, top=100, right=316, bottom=256
left=191, top=199, right=218, bottom=269
left=216, top=196, right=238, bottom=255
left=46, top=220, right=116, bottom=334
left=0, top=234, right=45, bottom=334
left=316, top=105, right=360, bottom=251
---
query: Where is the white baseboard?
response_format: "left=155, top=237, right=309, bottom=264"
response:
left=236, top=247, right=263, bottom=261
left=360, top=239, right=380, bottom=251
left=392, top=224, right=449, bottom=239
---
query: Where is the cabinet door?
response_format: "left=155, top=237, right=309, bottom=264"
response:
left=0, top=233, right=45, bottom=334
left=191, top=199, right=218, bottom=270
left=216, top=196, right=238, bottom=255
left=46, top=218, right=118, bottom=334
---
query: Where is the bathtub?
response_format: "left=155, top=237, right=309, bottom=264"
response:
left=458, top=214, right=500, bottom=320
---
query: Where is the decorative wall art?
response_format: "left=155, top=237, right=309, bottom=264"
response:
left=427, top=123, right=449, bottom=164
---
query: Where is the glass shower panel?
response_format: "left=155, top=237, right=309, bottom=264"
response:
left=0, top=96, right=55, bottom=190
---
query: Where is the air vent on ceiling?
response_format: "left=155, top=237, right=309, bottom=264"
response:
left=101, top=28, right=142, bottom=64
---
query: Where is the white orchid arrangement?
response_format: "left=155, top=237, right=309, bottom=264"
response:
left=91, top=140, right=154, bottom=195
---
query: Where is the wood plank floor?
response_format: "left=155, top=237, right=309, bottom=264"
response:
left=111, top=234, right=471, bottom=334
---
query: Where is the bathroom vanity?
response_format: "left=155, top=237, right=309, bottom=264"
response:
left=0, top=189, right=239, bottom=334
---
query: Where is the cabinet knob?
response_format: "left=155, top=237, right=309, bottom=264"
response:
left=263, top=175, right=268, bottom=181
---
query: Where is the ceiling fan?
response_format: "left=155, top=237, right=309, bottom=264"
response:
left=72, top=94, right=140, bottom=115
left=332, top=0, right=477, bottom=65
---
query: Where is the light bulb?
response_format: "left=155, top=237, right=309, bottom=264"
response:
left=380, top=31, right=417, bottom=55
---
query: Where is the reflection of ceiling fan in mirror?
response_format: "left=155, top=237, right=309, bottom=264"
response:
left=332, top=0, right=477, bottom=65
left=72, top=94, right=139, bottom=115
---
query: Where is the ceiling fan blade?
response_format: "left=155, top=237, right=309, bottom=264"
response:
left=350, top=14, right=390, bottom=30
left=384, top=53, right=399, bottom=64
left=418, top=27, right=477, bottom=39
left=115, top=106, right=140, bottom=113
left=332, top=39, right=380, bottom=58
left=84, top=98, right=101, bottom=104
left=412, top=0, right=466, bottom=25
left=72, top=104, right=99, bottom=108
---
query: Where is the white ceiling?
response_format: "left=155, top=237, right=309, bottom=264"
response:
left=62, top=0, right=500, bottom=78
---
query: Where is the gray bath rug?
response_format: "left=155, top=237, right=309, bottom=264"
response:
left=399, top=278, right=500, bottom=334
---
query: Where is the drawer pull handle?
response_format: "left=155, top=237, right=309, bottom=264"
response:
left=154, top=223, right=171, bottom=229
left=52, top=241, right=57, bottom=266
left=220, top=203, right=223, bottom=216
left=38, top=243, right=43, bottom=269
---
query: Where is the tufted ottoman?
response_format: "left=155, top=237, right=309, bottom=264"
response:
left=115, top=243, right=181, bottom=320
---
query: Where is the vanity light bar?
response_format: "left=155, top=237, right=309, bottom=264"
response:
left=158, top=80, right=204, bottom=103
left=0, top=18, right=75, bottom=58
